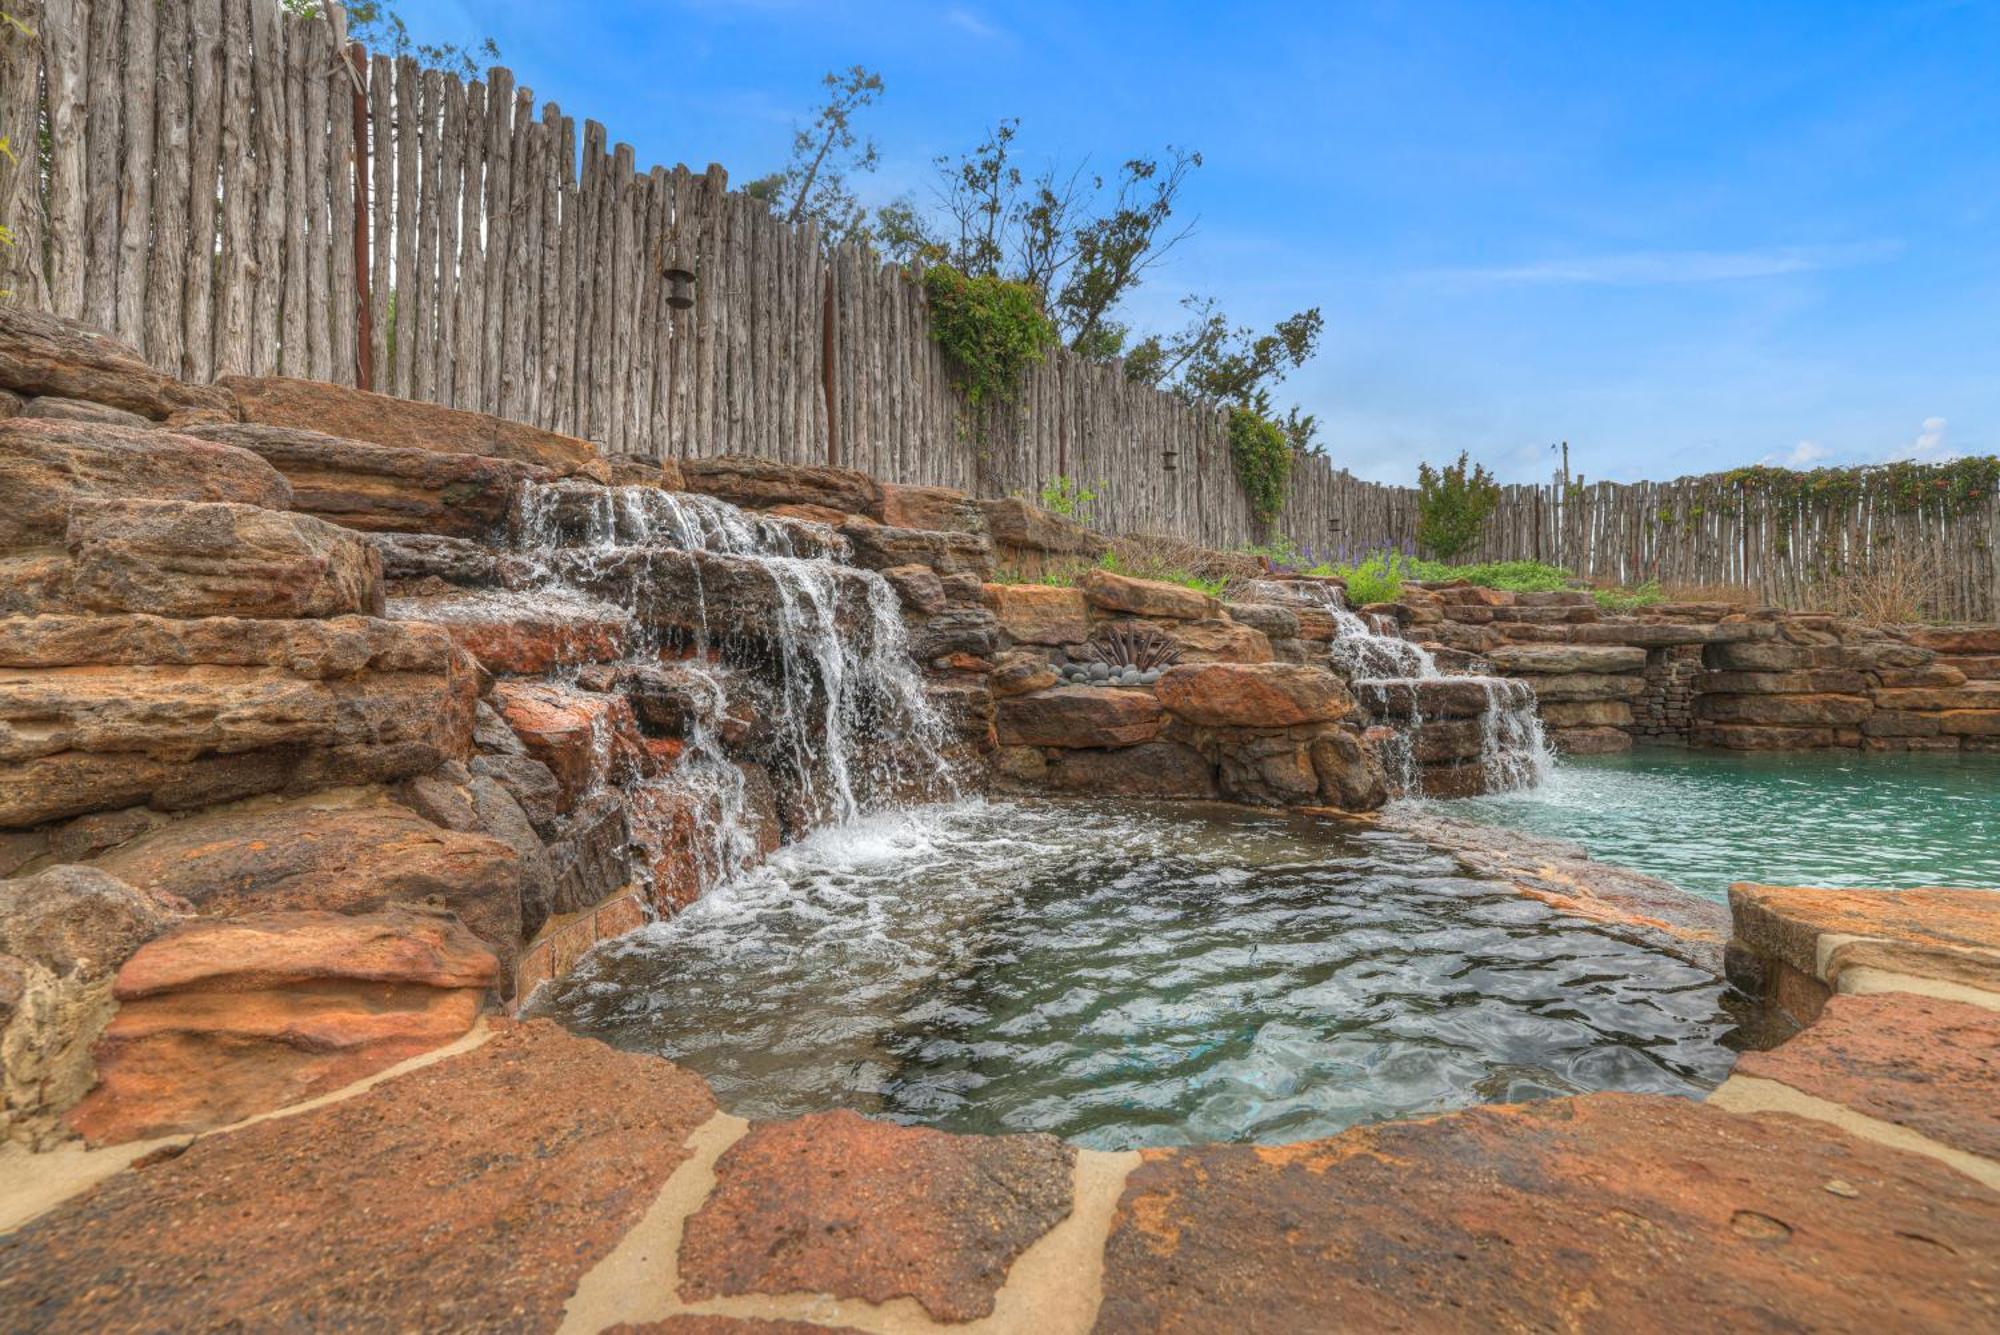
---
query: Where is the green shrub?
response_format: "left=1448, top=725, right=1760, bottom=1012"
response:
left=1416, top=451, right=1500, bottom=559
left=1336, top=552, right=1425, bottom=607
left=1593, top=580, right=1665, bottom=612
left=1226, top=406, right=1292, bottom=527
left=922, top=264, right=1057, bottom=412
left=1036, top=475, right=1101, bottom=523
left=1097, top=549, right=1230, bottom=598
left=1419, top=559, right=1574, bottom=592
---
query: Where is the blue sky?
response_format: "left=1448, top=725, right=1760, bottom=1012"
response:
left=393, top=0, right=1999, bottom=486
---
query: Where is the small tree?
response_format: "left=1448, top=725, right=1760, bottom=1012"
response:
left=744, top=66, right=883, bottom=248
left=1416, top=451, right=1500, bottom=560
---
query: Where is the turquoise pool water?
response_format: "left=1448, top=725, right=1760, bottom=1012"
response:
left=1445, top=747, right=2000, bottom=901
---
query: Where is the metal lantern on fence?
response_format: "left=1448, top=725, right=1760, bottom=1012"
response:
left=664, top=260, right=697, bottom=310
left=1161, top=447, right=1179, bottom=473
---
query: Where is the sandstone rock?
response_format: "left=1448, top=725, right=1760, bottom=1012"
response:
left=1311, top=729, right=1389, bottom=811
left=65, top=907, right=496, bottom=1145
left=1157, top=663, right=1352, bottom=728
left=0, top=307, right=236, bottom=420
left=980, top=496, right=1109, bottom=557
left=1159, top=617, right=1274, bottom=665
left=17, top=396, right=151, bottom=427
left=1486, top=643, right=1645, bottom=674
left=997, top=686, right=1165, bottom=749
left=1355, top=676, right=1536, bottom=720
left=1701, top=668, right=1871, bottom=695
left=1550, top=725, right=1634, bottom=755
left=469, top=753, right=564, bottom=836
left=879, top=484, right=986, bottom=534
left=981, top=582, right=1090, bottom=646
left=0, top=418, right=291, bottom=550
left=764, top=502, right=854, bottom=527
left=543, top=789, right=638, bottom=917
left=1863, top=710, right=1941, bottom=738
left=0, top=389, right=19, bottom=418
left=391, top=588, right=631, bottom=675
left=1936, top=709, right=2000, bottom=737
left=0, top=620, right=477, bottom=828
left=396, top=762, right=557, bottom=937
left=1872, top=683, right=2000, bottom=712
left=219, top=375, right=603, bottom=475
left=1512, top=671, right=1648, bottom=703
left=1487, top=604, right=1597, bottom=625
left=1695, top=693, right=1873, bottom=726
left=1694, top=723, right=1860, bottom=750
left=491, top=681, right=648, bottom=810
left=369, top=531, right=524, bottom=587
left=522, top=480, right=847, bottom=561
left=909, top=606, right=1002, bottom=663
left=548, top=547, right=880, bottom=657
left=1947, top=655, right=2000, bottom=680
left=679, top=454, right=884, bottom=516
left=0, top=866, right=184, bottom=978
left=1568, top=621, right=1722, bottom=646
left=0, top=1021, right=717, bottom=1331
left=0, top=552, right=73, bottom=615
left=65, top=498, right=385, bottom=619
left=880, top=563, right=946, bottom=614
left=1703, top=640, right=1831, bottom=672
left=181, top=421, right=556, bottom=537
left=1212, top=728, right=1322, bottom=805
left=89, top=794, right=524, bottom=976
left=1538, top=699, right=1634, bottom=729
left=1077, top=567, right=1217, bottom=620
left=1092, top=1094, right=2000, bottom=1333
left=1902, top=625, right=2000, bottom=655
left=989, top=650, right=1058, bottom=698
left=679, top=1108, right=1075, bottom=1323
left=1221, top=601, right=1301, bottom=641
left=1045, top=740, right=1215, bottom=798
left=1729, top=883, right=2000, bottom=998
left=841, top=518, right=996, bottom=580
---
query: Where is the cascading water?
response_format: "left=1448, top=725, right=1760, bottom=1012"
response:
left=510, top=479, right=955, bottom=902
left=1258, top=578, right=1551, bottom=797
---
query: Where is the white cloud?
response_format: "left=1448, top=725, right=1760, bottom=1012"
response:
left=1761, top=439, right=1829, bottom=468
left=944, top=7, right=1003, bottom=40
left=1887, top=415, right=1956, bottom=463
left=1419, top=241, right=1901, bottom=288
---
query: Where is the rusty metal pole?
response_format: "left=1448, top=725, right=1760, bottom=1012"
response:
left=349, top=42, right=373, bottom=391
left=821, top=266, right=838, bottom=468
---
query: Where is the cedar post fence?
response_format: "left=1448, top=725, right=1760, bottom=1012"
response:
left=2, top=0, right=1995, bottom=617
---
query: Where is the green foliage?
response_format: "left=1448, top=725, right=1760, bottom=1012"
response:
left=1035, top=475, right=1101, bottom=523
left=1316, top=554, right=1582, bottom=605
left=743, top=66, right=883, bottom=248
left=1593, top=580, right=1665, bottom=612
left=1096, top=548, right=1230, bottom=597
left=0, top=5, right=27, bottom=301
left=1415, top=451, right=1501, bottom=560
left=1719, top=457, right=1999, bottom=520
left=1226, top=406, right=1292, bottom=527
left=1336, top=551, right=1426, bottom=607
left=921, top=264, right=1057, bottom=412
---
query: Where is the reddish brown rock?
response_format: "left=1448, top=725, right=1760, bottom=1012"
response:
left=0, top=865, right=185, bottom=979
left=65, top=908, right=495, bottom=1144
left=180, top=421, right=557, bottom=537
left=1703, top=668, right=1873, bottom=694
left=678, top=1108, right=1074, bottom=1322
left=980, top=496, right=1109, bottom=558
left=391, top=588, right=631, bottom=675
left=491, top=680, right=650, bottom=808
left=1704, top=639, right=1826, bottom=671
left=880, top=563, right=947, bottom=614
left=1487, top=643, right=1645, bottom=674
left=1310, top=728, right=1389, bottom=810
left=1046, top=740, right=1216, bottom=798
left=1538, top=698, right=1635, bottom=728
left=1903, top=625, right=2000, bottom=655
left=1551, top=724, right=1635, bottom=754
left=841, top=518, right=996, bottom=580
left=1935, top=709, right=2000, bottom=737
left=983, top=582, right=1090, bottom=645
left=998, top=686, right=1165, bottom=749
left=1354, top=676, right=1535, bottom=720
left=0, top=1021, right=716, bottom=1331
left=1695, top=722, right=1862, bottom=750
left=1514, top=671, right=1649, bottom=703
left=1159, top=617, right=1274, bottom=664
left=1156, top=663, right=1352, bottom=728
left=0, top=418, right=291, bottom=549
left=219, top=374, right=604, bottom=475
left=66, top=498, right=386, bottom=619
left=1093, top=1094, right=2000, bottom=1333
left=90, top=794, right=523, bottom=974
left=611, top=1320, right=867, bottom=1335
left=1733, top=992, right=2000, bottom=1161
left=0, top=307, right=236, bottom=420
left=17, top=396, right=150, bottom=427
left=1696, top=693, right=1873, bottom=726
left=879, top=483, right=986, bottom=533
left=1872, top=682, right=2000, bottom=711
left=990, top=649, right=1060, bottom=698
left=1077, top=567, right=1217, bottom=620
left=679, top=454, right=884, bottom=516
left=1728, top=883, right=2000, bottom=996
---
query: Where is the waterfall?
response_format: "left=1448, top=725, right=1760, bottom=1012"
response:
left=510, top=480, right=955, bottom=900
left=1258, top=578, right=1552, bottom=797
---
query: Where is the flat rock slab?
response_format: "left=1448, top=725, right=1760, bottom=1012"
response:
left=677, top=1107, right=1075, bottom=1322
left=0, top=1020, right=715, bottom=1332
left=391, top=587, right=632, bottom=675
left=1733, top=992, right=2000, bottom=1161
left=1729, top=884, right=2000, bottom=994
left=610, top=1321, right=868, bottom=1335
left=1093, top=1093, right=2000, bottom=1333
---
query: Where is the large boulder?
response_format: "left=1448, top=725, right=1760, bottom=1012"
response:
left=218, top=375, right=603, bottom=476
left=0, top=419, right=291, bottom=551
left=0, top=866, right=183, bottom=1148
left=880, top=484, right=987, bottom=534
left=1077, top=568, right=1218, bottom=621
left=1156, top=663, right=1353, bottom=729
left=980, top=497, right=1109, bottom=559
left=841, top=518, right=996, bottom=581
left=1311, top=730, right=1389, bottom=811
left=547, top=547, right=881, bottom=656
left=389, top=588, right=631, bottom=675
left=679, top=454, right=884, bottom=517
left=997, top=687, right=1165, bottom=749
left=982, top=583, right=1090, bottom=646
left=65, top=907, right=495, bottom=1145
left=0, top=616, right=477, bottom=828
left=1159, top=617, right=1274, bottom=665
left=0, top=307, right=236, bottom=420
left=1043, top=741, right=1215, bottom=799
left=180, top=422, right=556, bottom=538
left=490, top=681, right=650, bottom=811
left=87, top=793, right=524, bottom=975
left=1511, top=672, right=1648, bottom=703
left=66, top=498, right=385, bottom=619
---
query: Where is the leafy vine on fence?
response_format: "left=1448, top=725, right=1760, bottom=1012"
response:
left=1226, top=406, right=1292, bottom=527
left=921, top=263, right=1057, bottom=414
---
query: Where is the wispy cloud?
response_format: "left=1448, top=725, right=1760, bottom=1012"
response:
left=1762, top=439, right=1831, bottom=468
left=1420, top=241, right=1901, bottom=288
left=944, top=7, right=1004, bottom=40
left=1887, top=415, right=1956, bottom=463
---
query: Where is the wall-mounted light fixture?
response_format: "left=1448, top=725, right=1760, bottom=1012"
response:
left=664, top=260, right=697, bottom=310
left=1161, top=447, right=1179, bottom=473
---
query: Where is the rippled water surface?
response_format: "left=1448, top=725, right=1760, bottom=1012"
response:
left=1447, top=747, right=2000, bottom=902
left=535, top=800, right=1737, bottom=1149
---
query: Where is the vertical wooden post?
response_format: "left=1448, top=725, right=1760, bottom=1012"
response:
left=821, top=266, right=838, bottom=467
left=349, top=42, right=372, bottom=390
